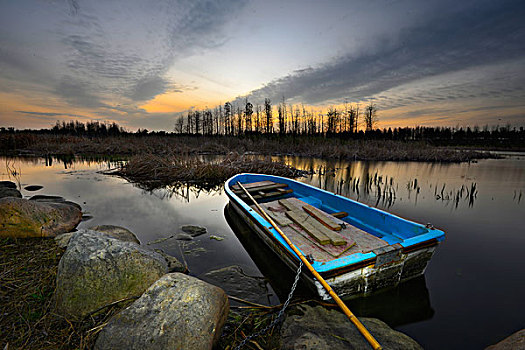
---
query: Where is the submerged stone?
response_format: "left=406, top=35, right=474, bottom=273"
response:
left=24, top=185, right=43, bottom=191
left=154, top=248, right=187, bottom=273
left=175, top=233, right=193, bottom=241
left=200, top=265, right=269, bottom=305
left=181, top=225, right=207, bottom=237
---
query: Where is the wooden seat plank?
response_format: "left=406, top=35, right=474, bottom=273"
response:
left=303, top=204, right=342, bottom=231
left=306, top=215, right=348, bottom=246
left=278, top=198, right=303, bottom=212
left=262, top=198, right=389, bottom=258
left=232, top=182, right=288, bottom=193
left=266, top=210, right=294, bottom=227
left=285, top=211, right=331, bottom=245
left=231, top=180, right=274, bottom=191
left=240, top=188, right=293, bottom=201
left=280, top=198, right=347, bottom=246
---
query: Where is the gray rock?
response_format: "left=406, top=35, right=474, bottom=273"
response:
left=200, top=265, right=269, bottom=305
left=24, top=185, right=43, bottom=191
left=0, top=187, right=22, bottom=199
left=0, top=181, right=17, bottom=189
left=29, top=195, right=82, bottom=210
left=55, top=230, right=168, bottom=320
left=54, top=232, right=74, bottom=249
left=281, top=305, right=422, bottom=350
left=94, top=273, right=229, bottom=350
left=0, top=197, right=82, bottom=238
left=485, top=329, right=525, bottom=350
left=29, top=194, right=65, bottom=202
left=154, top=249, right=187, bottom=273
left=89, top=225, right=141, bottom=244
left=181, top=225, right=207, bottom=237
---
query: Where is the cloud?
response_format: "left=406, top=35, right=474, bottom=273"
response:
left=15, top=111, right=87, bottom=118
left=55, top=0, right=249, bottom=104
left=0, top=0, right=249, bottom=114
left=236, top=0, right=525, bottom=110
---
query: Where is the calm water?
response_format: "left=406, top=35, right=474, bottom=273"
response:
left=1, top=155, right=524, bottom=349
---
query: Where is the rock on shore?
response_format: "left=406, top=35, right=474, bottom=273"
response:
left=485, top=329, right=525, bottom=350
left=0, top=180, right=22, bottom=199
left=281, top=305, right=422, bottom=350
left=0, top=197, right=82, bottom=238
left=94, top=273, right=229, bottom=350
left=55, top=229, right=168, bottom=320
left=89, top=224, right=141, bottom=244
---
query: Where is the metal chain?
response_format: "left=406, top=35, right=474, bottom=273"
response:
left=233, top=260, right=303, bottom=350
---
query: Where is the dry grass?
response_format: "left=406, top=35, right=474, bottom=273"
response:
left=0, top=237, right=126, bottom=350
left=1, top=133, right=495, bottom=162
left=110, top=153, right=307, bottom=190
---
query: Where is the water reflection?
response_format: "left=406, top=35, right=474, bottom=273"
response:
left=268, top=156, right=490, bottom=211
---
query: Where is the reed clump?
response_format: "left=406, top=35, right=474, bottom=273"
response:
left=111, top=153, right=307, bottom=190
left=1, top=133, right=497, bottom=162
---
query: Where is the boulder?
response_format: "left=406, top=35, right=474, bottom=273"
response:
left=181, top=225, right=207, bottom=237
left=0, top=180, right=17, bottom=189
left=89, top=224, right=141, bottom=244
left=0, top=197, right=82, bottom=238
left=486, top=329, right=525, bottom=350
left=281, top=305, right=422, bottom=350
left=0, top=180, right=21, bottom=199
left=94, top=273, right=229, bottom=350
left=54, top=232, right=75, bottom=249
left=29, top=195, right=82, bottom=210
left=55, top=230, right=168, bottom=320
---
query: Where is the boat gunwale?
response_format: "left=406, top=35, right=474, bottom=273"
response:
left=225, top=173, right=445, bottom=274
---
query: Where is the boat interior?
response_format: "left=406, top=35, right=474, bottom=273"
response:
left=231, top=180, right=393, bottom=263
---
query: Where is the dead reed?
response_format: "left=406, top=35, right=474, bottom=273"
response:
left=110, top=153, right=307, bottom=190
left=1, top=133, right=497, bottom=162
left=0, top=238, right=127, bottom=350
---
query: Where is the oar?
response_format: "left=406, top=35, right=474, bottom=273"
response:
left=238, top=182, right=382, bottom=350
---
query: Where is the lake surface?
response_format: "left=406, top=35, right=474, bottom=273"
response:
left=1, top=154, right=524, bottom=349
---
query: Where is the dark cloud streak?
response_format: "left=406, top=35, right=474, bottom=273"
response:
left=239, top=1, right=525, bottom=110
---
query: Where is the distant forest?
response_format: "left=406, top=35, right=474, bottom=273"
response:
left=1, top=99, right=524, bottom=149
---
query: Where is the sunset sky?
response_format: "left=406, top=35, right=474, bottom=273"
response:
left=1, top=0, right=524, bottom=131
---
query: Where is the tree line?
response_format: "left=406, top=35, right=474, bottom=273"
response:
left=174, top=99, right=379, bottom=136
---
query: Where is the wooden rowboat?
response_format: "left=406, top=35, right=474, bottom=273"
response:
left=225, top=173, right=445, bottom=300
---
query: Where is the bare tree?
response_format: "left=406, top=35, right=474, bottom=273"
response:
left=364, top=103, right=378, bottom=131
left=174, top=116, right=184, bottom=134
left=255, top=104, right=261, bottom=133
left=244, top=98, right=253, bottom=133
left=224, top=102, right=231, bottom=135
left=264, top=98, right=273, bottom=134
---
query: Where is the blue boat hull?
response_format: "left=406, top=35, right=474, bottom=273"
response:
left=225, top=173, right=445, bottom=299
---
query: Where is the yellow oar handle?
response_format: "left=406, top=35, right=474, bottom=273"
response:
left=237, top=182, right=382, bottom=350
